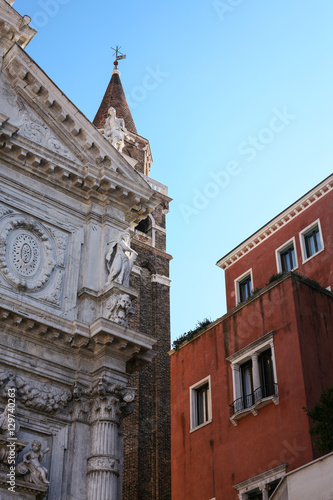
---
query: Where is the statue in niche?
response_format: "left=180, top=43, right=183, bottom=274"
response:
left=106, top=232, right=138, bottom=287
left=17, top=440, right=50, bottom=486
left=104, top=106, right=130, bottom=153
left=107, top=293, right=132, bottom=326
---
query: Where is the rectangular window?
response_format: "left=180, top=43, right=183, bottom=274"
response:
left=275, top=238, right=298, bottom=273
left=235, top=270, right=253, bottom=305
left=190, top=376, right=212, bottom=431
left=240, top=360, right=253, bottom=409
left=304, top=225, right=322, bottom=258
left=280, top=244, right=296, bottom=272
left=228, top=333, right=278, bottom=423
left=196, top=383, right=209, bottom=426
left=300, top=220, right=324, bottom=263
left=239, top=275, right=252, bottom=303
left=259, top=349, right=275, bottom=398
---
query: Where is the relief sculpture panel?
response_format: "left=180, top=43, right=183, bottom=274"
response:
left=0, top=204, right=69, bottom=308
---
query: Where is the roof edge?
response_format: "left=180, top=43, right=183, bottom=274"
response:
left=217, top=173, right=333, bottom=270
left=169, top=272, right=333, bottom=354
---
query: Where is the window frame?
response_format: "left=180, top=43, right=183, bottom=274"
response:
left=227, top=332, right=278, bottom=425
left=275, top=237, right=298, bottom=273
left=299, top=219, right=324, bottom=264
left=233, top=464, right=287, bottom=500
left=189, top=375, right=212, bottom=432
left=235, top=269, right=253, bottom=305
left=240, top=359, right=254, bottom=409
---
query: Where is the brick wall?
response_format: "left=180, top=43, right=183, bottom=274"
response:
left=122, top=207, right=171, bottom=500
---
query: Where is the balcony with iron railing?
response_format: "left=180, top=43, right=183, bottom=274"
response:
left=230, top=383, right=279, bottom=425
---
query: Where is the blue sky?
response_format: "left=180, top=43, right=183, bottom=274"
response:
left=13, top=0, right=333, bottom=343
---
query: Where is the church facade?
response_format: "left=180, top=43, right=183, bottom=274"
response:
left=0, top=1, right=171, bottom=499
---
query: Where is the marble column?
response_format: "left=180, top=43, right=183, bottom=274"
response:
left=86, top=396, right=121, bottom=500
left=251, top=353, right=261, bottom=402
left=85, top=384, right=135, bottom=500
left=238, top=493, right=249, bottom=500
left=260, top=485, right=269, bottom=500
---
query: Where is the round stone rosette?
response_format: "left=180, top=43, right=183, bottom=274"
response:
left=0, top=217, right=56, bottom=291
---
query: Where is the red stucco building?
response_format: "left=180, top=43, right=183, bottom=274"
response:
left=170, top=174, right=333, bottom=500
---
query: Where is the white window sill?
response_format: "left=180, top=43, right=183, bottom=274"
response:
left=278, top=265, right=298, bottom=273
left=302, top=247, right=324, bottom=265
left=230, top=395, right=279, bottom=426
left=190, top=419, right=212, bottom=433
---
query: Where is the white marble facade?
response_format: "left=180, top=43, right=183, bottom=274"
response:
left=0, top=1, right=157, bottom=498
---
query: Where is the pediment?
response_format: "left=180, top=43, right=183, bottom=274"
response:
left=16, top=95, right=80, bottom=163
left=1, top=44, right=153, bottom=191
left=0, top=44, right=158, bottom=222
left=0, top=70, right=80, bottom=164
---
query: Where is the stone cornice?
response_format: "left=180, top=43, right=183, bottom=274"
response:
left=226, top=331, right=275, bottom=363
left=0, top=118, right=158, bottom=223
left=151, top=274, right=171, bottom=287
left=233, top=464, right=287, bottom=492
left=1, top=44, right=160, bottom=224
left=0, top=0, right=36, bottom=56
left=132, top=238, right=173, bottom=261
left=217, top=174, right=333, bottom=270
left=0, top=297, right=156, bottom=368
left=0, top=472, right=48, bottom=497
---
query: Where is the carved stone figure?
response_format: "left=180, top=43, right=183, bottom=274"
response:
left=0, top=404, right=20, bottom=436
left=107, top=293, right=132, bottom=326
left=17, top=440, right=50, bottom=486
left=103, top=106, right=130, bottom=152
left=17, top=96, right=77, bottom=162
left=106, top=232, right=138, bottom=287
left=0, top=406, right=10, bottom=435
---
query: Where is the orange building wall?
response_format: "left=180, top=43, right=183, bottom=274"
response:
left=224, top=190, right=333, bottom=310
left=171, top=277, right=333, bottom=500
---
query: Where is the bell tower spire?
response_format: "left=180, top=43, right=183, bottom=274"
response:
left=93, top=50, right=137, bottom=135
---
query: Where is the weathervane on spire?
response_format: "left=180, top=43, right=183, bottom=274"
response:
left=111, top=45, right=126, bottom=68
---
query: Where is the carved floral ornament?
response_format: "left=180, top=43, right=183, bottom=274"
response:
left=0, top=208, right=69, bottom=297
left=0, top=216, right=55, bottom=291
left=17, top=96, right=78, bottom=163
left=87, top=456, right=120, bottom=475
left=72, top=377, right=136, bottom=422
left=0, top=370, right=72, bottom=415
left=0, top=369, right=135, bottom=419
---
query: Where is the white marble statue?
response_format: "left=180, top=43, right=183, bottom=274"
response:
left=104, top=106, right=130, bottom=153
left=106, top=233, right=138, bottom=287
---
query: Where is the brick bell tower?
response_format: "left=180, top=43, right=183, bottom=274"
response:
left=93, top=59, right=172, bottom=500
